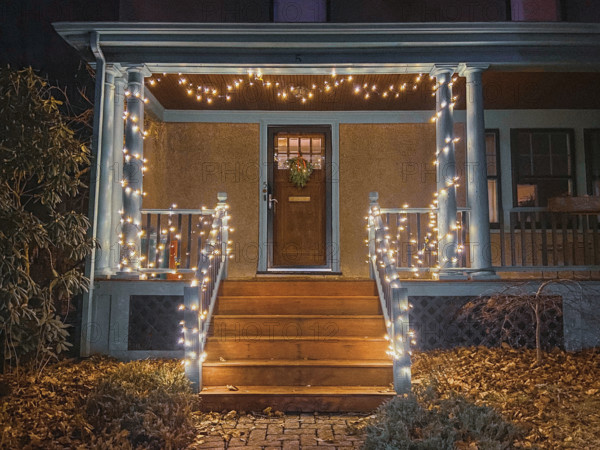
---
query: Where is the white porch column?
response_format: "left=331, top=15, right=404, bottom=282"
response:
left=119, top=66, right=150, bottom=277
left=459, top=64, right=497, bottom=278
left=431, top=65, right=463, bottom=278
left=95, top=65, right=122, bottom=276
left=110, top=75, right=126, bottom=273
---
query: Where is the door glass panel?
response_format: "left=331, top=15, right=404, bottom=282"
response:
left=312, top=138, right=322, bottom=153
left=289, top=138, right=299, bottom=158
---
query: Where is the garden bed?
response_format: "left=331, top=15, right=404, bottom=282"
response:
left=1, top=348, right=598, bottom=448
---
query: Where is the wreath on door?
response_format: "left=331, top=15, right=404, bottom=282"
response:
left=286, top=151, right=313, bottom=188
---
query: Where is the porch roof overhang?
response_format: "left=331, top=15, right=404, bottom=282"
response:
left=53, top=22, right=600, bottom=73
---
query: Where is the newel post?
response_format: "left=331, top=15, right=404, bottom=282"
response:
left=368, top=191, right=379, bottom=279
left=183, top=285, right=202, bottom=392
left=391, top=285, right=411, bottom=394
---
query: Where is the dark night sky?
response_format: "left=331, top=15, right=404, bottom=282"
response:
left=1, top=0, right=599, bottom=97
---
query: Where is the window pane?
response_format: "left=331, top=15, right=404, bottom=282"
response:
left=538, top=178, right=571, bottom=205
left=517, top=184, right=537, bottom=207
left=485, top=133, right=497, bottom=176
left=488, top=179, right=498, bottom=222
left=532, top=133, right=551, bottom=175
left=550, top=133, right=570, bottom=176
left=517, top=132, right=532, bottom=175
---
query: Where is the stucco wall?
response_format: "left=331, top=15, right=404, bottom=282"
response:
left=144, top=121, right=464, bottom=279
left=144, top=122, right=260, bottom=278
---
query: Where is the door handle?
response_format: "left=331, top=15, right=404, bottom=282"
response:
left=268, top=194, right=278, bottom=212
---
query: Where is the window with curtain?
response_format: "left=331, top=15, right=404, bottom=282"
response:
left=511, top=129, right=575, bottom=207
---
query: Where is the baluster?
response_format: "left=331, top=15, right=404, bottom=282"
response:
left=520, top=212, right=527, bottom=266
left=406, top=216, right=412, bottom=268
left=510, top=212, right=516, bottom=266
left=416, top=213, right=422, bottom=268
left=499, top=208, right=506, bottom=267
left=177, top=214, right=183, bottom=268
left=155, top=215, right=161, bottom=269
left=592, top=215, right=600, bottom=265
left=530, top=211, right=537, bottom=266
left=196, top=218, right=203, bottom=271
left=540, top=211, right=548, bottom=267
left=395, top=213, right=402, bottom=268
left=571, top=214, right=578, bottom=266
left=144, top=213, right=151, bottom=269
left=561, top=214, right=569, bottom=266
left=551, top=213, right=558, bottom=266
left=166, top=214, right=173, bottom=272
left=583, top=214, right=590, bottom=265
left=461, top=211, right=468, bottom=267
left=186, top=214, right=192, bottom=269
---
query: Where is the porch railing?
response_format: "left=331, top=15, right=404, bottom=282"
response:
left=139, top=207, right=216, bottom=277
left=375, top=202, right=600, bottom=273
left=496, top=207, right=600, bottom=270
left=379, top=207, right=470, bottom=272
left=181, top=192, right=230, bottom=392
left=367, top=192, right=411, bottom=394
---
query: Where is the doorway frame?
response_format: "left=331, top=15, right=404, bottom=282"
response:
left=258, top=116, right=340, bottom=273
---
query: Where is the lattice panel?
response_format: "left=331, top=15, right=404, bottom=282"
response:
left=128, top=295, right=183, bottom=351
left=409, top=296, right=564, bottom=351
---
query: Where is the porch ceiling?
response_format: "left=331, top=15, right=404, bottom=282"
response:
left=146, top=72, right=600, bottom=111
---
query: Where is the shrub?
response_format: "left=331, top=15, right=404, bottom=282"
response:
left=85, top=359, right=198, bottom=449
left=364, top=382, right=521, bottom=450
left=0, top=66, right=92, bottom=374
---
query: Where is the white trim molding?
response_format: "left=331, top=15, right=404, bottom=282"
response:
left=53, top=22, right=600, bottom=72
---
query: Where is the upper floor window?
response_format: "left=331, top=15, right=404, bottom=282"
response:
left=273, top=0, right=327, bottom=22
left=511, top=129, right=575, bottom=207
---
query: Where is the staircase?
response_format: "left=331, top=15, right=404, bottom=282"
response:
left=199, top=279, right=395, bottom=412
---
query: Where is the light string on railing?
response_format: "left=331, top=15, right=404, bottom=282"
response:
left=366, top=202, right=416, bottom=364
left=177, top=201, right=233, bottom=370
left=363, top=73, right=464, bottom=280
left=145, top=70, right=434, bottom=106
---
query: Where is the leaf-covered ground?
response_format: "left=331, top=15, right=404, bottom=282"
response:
left=0, top=348, right=598, bottom=448
left=412, top=347, right=600, bottom=449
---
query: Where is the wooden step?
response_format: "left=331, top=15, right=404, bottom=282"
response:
left=209, top=315, right=386, bottom=338
left=198, top=385, right=395, bottom=413
left=202, top=359, right=393, bottom=386
left=215, top=296, right=381, bottom=315
left=205, top=336, right=389, bottom=361
left=219, top=280, right=377, bottom=297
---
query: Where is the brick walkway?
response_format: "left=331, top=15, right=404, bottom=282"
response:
left=190, top=412, right=370, bottom=449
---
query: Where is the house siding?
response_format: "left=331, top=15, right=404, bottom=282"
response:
left=144, top=121, right=469, bottom=278
left=144, top=122, right=260, bottom=279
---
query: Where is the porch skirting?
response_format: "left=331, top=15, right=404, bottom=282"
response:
left=87, top=279, right=600, bottom=360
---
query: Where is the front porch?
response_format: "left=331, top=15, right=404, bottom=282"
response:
left=54, top=22, right=600, bottom=399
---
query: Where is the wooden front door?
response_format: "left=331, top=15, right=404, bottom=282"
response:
left=269, top=127, right=330, bottom=268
